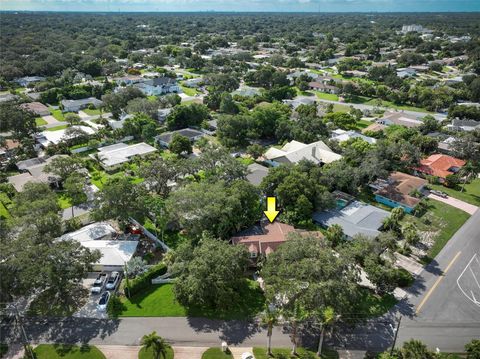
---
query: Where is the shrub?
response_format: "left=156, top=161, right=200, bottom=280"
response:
left=107, top=294, right=126, bottom=318
left=125, top=262, right=167, bottom=296
left=395, top=268, right=414, bottom=287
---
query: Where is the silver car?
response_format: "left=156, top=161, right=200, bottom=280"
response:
left=105, top=271, right=120, bottom=290
left=91, top=273, right=107, bottom=294
left=97, top=291, right=110, bottom=311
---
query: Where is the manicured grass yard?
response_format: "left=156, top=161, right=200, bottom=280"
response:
left=82, top=108, right=102, bottom=116
left=401, top=199, right=470, bottom=262
left=35, top=117, right=48, bottom=126
left=119, top=280, right=265, bottom=320
left=34, top=344, right=105, bottom=359
left=180, top=84, right=200, bottom=96
left=201, top=348, right=232, bottom=359
left=138, top=346, right=174, bottom=359
left=353, top=119, right=371, bottom=131
left=314, top=91, right=339, bottom=101
left=0, top=192, right=12, bottom=219
left=253, top=347, right=337, bottom=359
left=46, top=124, right=69, bottom=131
left=428, top=178, right=480, bottom=206
left=364, top=99, right=431, bottom=113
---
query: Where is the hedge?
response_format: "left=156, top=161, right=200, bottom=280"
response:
left=125, top=262, right=167, bottom=296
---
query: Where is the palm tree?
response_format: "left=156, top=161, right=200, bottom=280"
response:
left=141, top=331, right=170, bottom=359
left=316, top=306, right=336, bottom=356
left=286, top=303, right=309, bottom=356
left=260, top=306, right=279, bottom=356
left=460, top=161, right=479, bottom=193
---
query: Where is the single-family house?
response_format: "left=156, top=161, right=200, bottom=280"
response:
left=231, top=221, right=296, bottom=260
left=20, top=102, right=50, bottom=116
left=370, top=172, right=427, bottom=213
left=14, top=76, right=46, bottom=87
left=313, top=194, right=390, bottom=239
left=232, top=86, right=261, bottom=97
left=183, top=78, right=204, bottom=88
left=283, top=96, right=316, bottom=109
left=0, top=93, right=19, bottom=103
left=61, top=97, right=103, bottom=113
left=60, top=222, right=139, bottom=272
left=362, top=122, right=387, bottom=133
left=8, top=155, right=67, bottom=192
left=264, top=140, right=342, bottom=167
left=155, top=128, right=204, bottom=148
left=246, top=163, right=269, bottom=186
left=331, top=129, right=377, bottom=144
left=92, top=142, right=157, bottom=171
left=308, top=81, right=340, bottom=94
left=446, top=119, right=480, bottom=132
left=414, top=154, right=466, bottom=182
left=396, top=68, right=417, bottom=78
left=0, top=139, right=20, bottom=161
left=158, top=108, right=172, bottom=123
left=377, top=112, right=423, bottom=128
left=36, top=125, right=96, bottom=147
left=202, top=119, right=218, bottom=135
left=113, top=75, right=144, bottom=85
left=134, top=77, right=180, bottom=96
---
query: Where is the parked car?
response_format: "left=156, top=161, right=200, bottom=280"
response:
left=91, top=273, right=108, bottom=294
left=430, top=189, right=448, bottom=198
left=105, top=271, right=120, bottom=290
left=241, top=353, right=255, bottom=359
left=97, top=291, right=110, bottom=311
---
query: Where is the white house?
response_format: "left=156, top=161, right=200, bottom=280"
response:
left=61, top=97, right=103, bottom=112
left=60, top=222, right=139, bottom=272
left=37, top=125, right=96, bottom=147
left=93, top=142, right=157, bottom=171
left=264, top=140, right=342, bottom=166
left=331, top=129, right=377, bottom=144
left=134, top=77, right=180, bottom=96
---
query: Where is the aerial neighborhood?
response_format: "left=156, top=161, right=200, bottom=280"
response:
left=0, top=9, right=479, bottom=359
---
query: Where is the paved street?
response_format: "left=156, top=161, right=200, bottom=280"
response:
left=396, top=209, right=480, bottom=352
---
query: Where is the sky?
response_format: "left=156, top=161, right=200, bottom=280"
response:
left=0, top=0, right=479, bottom=12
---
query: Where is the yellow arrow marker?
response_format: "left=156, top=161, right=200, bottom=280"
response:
left=264, top=196, right=280, bottom=223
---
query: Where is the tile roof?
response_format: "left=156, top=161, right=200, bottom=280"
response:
left=231, top=222, right=296, bottom=256
left=415, top=154, right=466, bottom=179
left=374, top=171, right=427, bottom=208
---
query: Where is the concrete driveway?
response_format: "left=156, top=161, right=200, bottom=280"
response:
left=173, top=346, right=209, bottom=359
left=428, top=194, right=478, bottom=215
left=96, top=345, right=139, bottom=359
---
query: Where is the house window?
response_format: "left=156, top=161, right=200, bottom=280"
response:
left=250, top=251, right=257, bottom=258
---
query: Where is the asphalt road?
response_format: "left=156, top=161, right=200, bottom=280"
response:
left=396, top=208, right=480, bottom=352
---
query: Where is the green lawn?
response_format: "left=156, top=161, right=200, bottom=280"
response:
left=57, top=192, right=73, bottom=209
left=35, top=117, right=48, bottom=126
left=33, top=344, right=105, bottom=359
left=201, top=348, right=232, bottom=359
left=352, top=119, right=371, bottom=131
left=82, top=108, right=102, bottom=116
left=428, top=178, right=480, bottom=207
left=119, top=280, right=265, bottom=320
left=364, top=99, right=431, bottom=113
left=314, top=91, right=339, bottom=101
left=138, top=346, right=174, bottom=359
left=293, top=87, right=314, bottom=97
left=401, top=199, right=471, bottom=263
left=331, top=104, right=351, bottom=113
left=46, top=124, right=69, bottom=131
left=0, top=192, right=11, bottom=218
left=253, top=347, right=338, bottom=359
left=354, top=288, right=397, bottom=318
left=180, top=84, right=200, bottom=96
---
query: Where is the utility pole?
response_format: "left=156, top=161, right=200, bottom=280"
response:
left=390, top=315, right=402, bottom=355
